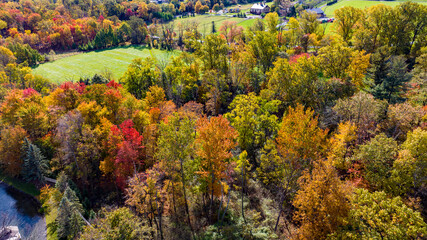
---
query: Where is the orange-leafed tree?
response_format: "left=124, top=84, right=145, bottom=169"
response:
left=195, top=115, right=238, bottom=221
left=276, top=104, right=328, bottom=170
left=0, top=125, right=27, bottom=176
left=293, top=159, right=352, bottom=240
left=259, top=103, right=328, bottom=232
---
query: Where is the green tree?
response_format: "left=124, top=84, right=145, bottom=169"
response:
left=225, top=92, right=280, bottom=166
left=248, top=31, right=278, bottom=73
left=370, top=55, right=412, bottom=103
left=79, top=207, right=152, bottom=240
left=57, top=186, right=85, bottom=239
left=333, top=6, right=363, bottom=44
left=121, top=58, right=159, bottom=99
left=21, top=138, right=49, bottom=184
left=264, top=12, right=279, bottom=34
left=331, top=189, right=427, bottom=240
left=353, top=133, right=398, bottom=191
left=197, top=34, right=229, bottom=75
left=156, top=112, right=195, bottom=233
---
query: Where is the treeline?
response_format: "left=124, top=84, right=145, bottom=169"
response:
left=0, top=0, right=233, bottom=56
left=0, top=2, right=426, bottom=240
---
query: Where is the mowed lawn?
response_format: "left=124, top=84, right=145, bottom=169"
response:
left=173, top=15, right=248, bottom=33
left=33, top=46, right=178, bottom=83
left=322, top=0, right=427, bottom=17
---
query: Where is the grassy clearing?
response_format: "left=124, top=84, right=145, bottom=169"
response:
left=322, top=0, right=427, bottom=17
left=33, top=46, right=178, bottom=83
left=237, top=18, right=261, bottom=29
left=46, top=208, right=58, bottom=240
left=173, top=14, right=248, bottom=33
left=0, top=172, right=40, bottom=197
left=173, top=2, right=273, bottom=33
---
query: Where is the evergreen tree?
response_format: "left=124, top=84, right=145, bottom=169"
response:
left=57, top=197, right=72, bottom=239
left=367, top=47, right=412, bottom=103
left=55, top=172, right=69, bottom=193
left=211, top=21, right=216, bottom=33
left=57, top=187, right=84, bottom=239
left=21, top=138, right=48, bottom=184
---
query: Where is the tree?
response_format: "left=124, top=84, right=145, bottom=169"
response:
left=267, top=54, right=321, bottom=109
left=126, top=167, right=168, bottom=239
left=21, top=138, right=49, bottom=184
left=346, top=50, right=371, bottom=89
left=331, top=189, right=427, bottom=240
left=258, top=104, right=328, bottom=231
left=370, top=55, right=412, bottom=103
left=0, top=125, right=27, bottom=176
left=276, top=104, right=328, bottom=166
left=156, top=112, right=195, bottom=233
left=248, top=31, right=278, bottom=73
left=211, top=21, right=216, bottom=33
left=388, top=128, right=427, bottom=195
left=121, top=58, right=159, bottom=99
left=225, top=92, right=280, bottom=166
left=265, top=12, right=279, bottom=34
left=318, top=41, right=353, bottom=79
left=128, top=16, right=148, bottom=44
left=293, top=160, right=351, bottom=240
left=103, top=119, right=145, bottom=189
left=353, top=133, right=398, bottom=191
left=328, top=121, right=357, bottom=170
left=195, top=1, right=202, bottom=13
left=195, top=115, right=237, bottom=221
left=333, top=6, right=363, bottom=44
left=79, top=207, right=152, bottom=240
left=197, top=34, right=229, bottom=75
left=0, top=46, right=16, bottom=67
left=333, top=92, right=387, bottom=142
left=57, top=186, right=85, bottom=240
left=299, top=10, right=321, bottom=35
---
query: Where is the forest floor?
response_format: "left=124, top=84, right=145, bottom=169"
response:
left=33, top=46, right=179, bottom=83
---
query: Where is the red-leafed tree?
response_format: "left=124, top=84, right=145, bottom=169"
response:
left=102, top=119, right=144, bottom=189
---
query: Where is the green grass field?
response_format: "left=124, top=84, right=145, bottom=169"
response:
left=174, top=14, right=249, bottom=34
left=322, top=0, right=427, bottom=17
left=173, top=2, right=273, bottom=33
left=33, top=46, right=178, bottom=83
left=0, top=172, right=40, bottom=197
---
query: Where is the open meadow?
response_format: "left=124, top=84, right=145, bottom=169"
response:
left=32, top=46, right=178, bottom=83
left=322, top=0, right=427, bottom=17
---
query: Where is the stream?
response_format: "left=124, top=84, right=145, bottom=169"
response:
left=0, top=183, right=46, bottom=239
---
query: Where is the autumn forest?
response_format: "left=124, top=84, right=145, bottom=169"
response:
left=0, top=0, right=426, bottom=239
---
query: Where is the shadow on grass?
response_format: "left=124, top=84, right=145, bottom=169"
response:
left=92, top=44, right=150, bottom=53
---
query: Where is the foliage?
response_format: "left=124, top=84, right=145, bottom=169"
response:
left=0, top=125, right=27, bottom=176
left=293, top=160, right=351, bottom=240
left=225, top=92, right=280, bottom=165
left=195, top=115, right=238, bottom=198
left=21, top=138, right=49, bottom=184
left=331, top=188, right=427, bottom=240
left=353, top=133, right=398, bottom=191
left=79, top=207, right=152, bottom=240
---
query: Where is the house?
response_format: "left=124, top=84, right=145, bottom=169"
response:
left=305, top=8, right=325, bottom=18
left=250, top=3, right=270, bottom=15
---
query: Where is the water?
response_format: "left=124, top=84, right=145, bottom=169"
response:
left=0, top=183, right=46, bottom=239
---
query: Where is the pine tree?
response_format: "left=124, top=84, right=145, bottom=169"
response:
left=21, top=138, right=48, bottom=184
left=57, top=187, right=84, bottom=239
left=211, top=21, right=216, bottom=33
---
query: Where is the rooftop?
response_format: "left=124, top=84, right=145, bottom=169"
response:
left=251, top=3, right=269, bottom=9
left=306, top=8, right=324, bottom=14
